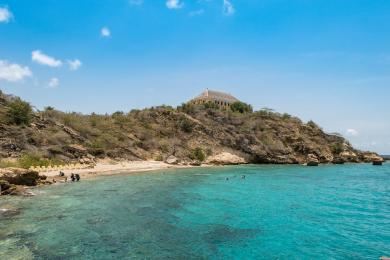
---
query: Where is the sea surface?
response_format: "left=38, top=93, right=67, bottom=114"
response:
left=0, top=164, right=389, bottom=259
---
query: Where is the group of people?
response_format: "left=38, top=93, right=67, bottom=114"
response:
left=59, top=171, right=81, bottom=182
left=225, top=175, right=246, bottom=181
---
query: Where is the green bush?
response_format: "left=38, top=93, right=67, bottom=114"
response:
left=180, top=118, right=194, bottom=133
left=178, top=103, right=196, bottom=114
left=331, top=143, right=344, bottom=154
left=230, top=102, right=253, bottom=114
left=307, top=120, right=319, bottom=128
left=190, top=147, right=206, bottom=162
left=44, top=106, right=55, bottom=111
left=7, top=99, right=33, bottom=125
left=282, top=113, right=291, bottom=119
left=203, top=101, right=220, bottom=110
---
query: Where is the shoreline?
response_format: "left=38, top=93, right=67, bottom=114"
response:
left=34, top=160, right=387, bottom=184
left=40, top=160, right=202, bottom=182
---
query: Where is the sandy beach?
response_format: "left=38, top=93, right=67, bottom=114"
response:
left=41, top=160, right=194, bottom=182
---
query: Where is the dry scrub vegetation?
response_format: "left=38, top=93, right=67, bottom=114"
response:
left=0, top=90, right=363, bottom=168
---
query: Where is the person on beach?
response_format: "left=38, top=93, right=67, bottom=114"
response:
left=71, top=173, right=75, bottom=182
left=59, top=171, right=65, bottom=177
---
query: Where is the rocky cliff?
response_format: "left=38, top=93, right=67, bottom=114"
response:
left=0, top=90, right=382, bottom=166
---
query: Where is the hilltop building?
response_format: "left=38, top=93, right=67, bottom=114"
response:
left=190, top=89, right=240, bottom=109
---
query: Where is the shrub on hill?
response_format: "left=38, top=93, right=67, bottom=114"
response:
left=230, top=102, right=253, bottom=114
left=190, top=147, right=206, bottom=162
left=180, top=118, right=194, bottom=133
left=6, top=99, right=33, bottom=125
left=203, top=101, right=220, bottom=110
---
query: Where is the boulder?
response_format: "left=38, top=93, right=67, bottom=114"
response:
left=206, top=152, right=246, bottom=165
left=165, top=155, right=179, bottom=165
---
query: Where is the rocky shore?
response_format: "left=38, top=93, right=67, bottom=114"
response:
left=0, top=168, right=46, bottom=195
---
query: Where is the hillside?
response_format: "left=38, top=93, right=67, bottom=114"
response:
left=0, top=90, right=382, bottom=168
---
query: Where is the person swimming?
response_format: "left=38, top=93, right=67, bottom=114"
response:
left=75, top=174, right=80, bottom=182
left=70, top=173, right=75, bottom=182
left=241, top=175, right=246, bottom=179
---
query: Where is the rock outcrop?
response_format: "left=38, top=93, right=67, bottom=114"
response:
left=361, top=152, right=384, bottom=163
left=340, top=151, right=358, bottom=162
left=0, top=168, right=43, bottom=195
left=206, top=152, right=247, bottom=165
left=0, top=168, right=40, bottom=186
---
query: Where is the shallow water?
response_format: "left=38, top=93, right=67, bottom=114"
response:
left=0, top=164, right=389, bottom=259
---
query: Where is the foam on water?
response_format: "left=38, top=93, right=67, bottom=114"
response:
left=0, top=164, right=389, bottom=259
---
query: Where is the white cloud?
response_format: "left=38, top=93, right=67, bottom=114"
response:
left=32, top=50, right=62, bottom=67
left=0, top=60, right=32, bottom=82
left=346, top=128, right=359, bottom=137
left=48, top=77, right=59, bottom=88
left=223, top=0, right=235, bottom=16
left=166, top=0, right=183, bottom=9
left=67, top=59, right=82, bottom=71
left=189, top=9, right=204, bottom=17
left=101, top=27, right=111, bottom=37
left=129, top=0, right=143, bottom=5
left=0, top=7, right=12, bottom=23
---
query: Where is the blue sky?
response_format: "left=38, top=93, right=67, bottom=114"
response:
left=0, top=0, right=389, bottom=154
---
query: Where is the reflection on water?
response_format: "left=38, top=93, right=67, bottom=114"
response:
left=0, top=164, right=389, bottom=259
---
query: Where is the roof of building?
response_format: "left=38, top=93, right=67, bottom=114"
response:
left=193, top=89, right=239, bottom=103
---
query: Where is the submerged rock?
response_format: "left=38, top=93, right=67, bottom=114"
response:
left=373, top=160, right=383, bottom=166
left=0, top=180, right=14, bottom=195
left=332, top=157, right=345, bottom=164
left=306, top=154, right=319, bottom=166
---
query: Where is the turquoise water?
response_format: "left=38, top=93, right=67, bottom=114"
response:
left=0, top=164, right=389, bottom=259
